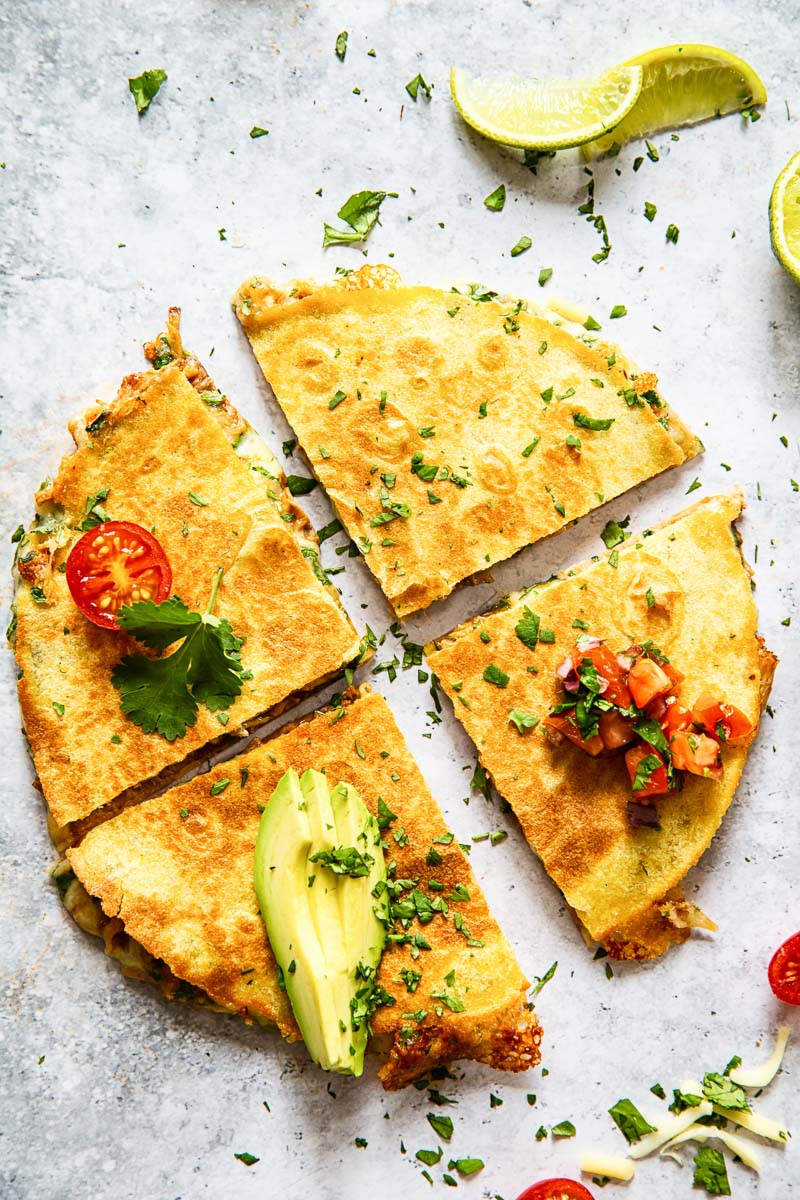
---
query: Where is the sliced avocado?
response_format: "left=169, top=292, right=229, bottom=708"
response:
left=254, top=767, right=388, bottom=1076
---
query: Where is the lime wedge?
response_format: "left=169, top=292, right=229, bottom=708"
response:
left=770, top=149, right=800, bottom=287
left=450, top=64, right=643, bottom=151
left=581, top=44, right=766, bottom=159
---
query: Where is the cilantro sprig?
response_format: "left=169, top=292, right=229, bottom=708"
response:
left=112, top=568, right=247, bottom=740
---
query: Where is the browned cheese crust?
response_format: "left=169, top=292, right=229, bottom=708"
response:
left=14, top=357, right=362, bottom=830
left=233, top=265, right=701, bottom=617
left=66, top=689, right=542, bottom=1089
left=426, top=492, right=777, bottom=960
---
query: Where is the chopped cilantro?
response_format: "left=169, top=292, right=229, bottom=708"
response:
left=286, top=474, right=317, bottom=496
left=329, top=389, right=347, bottom=410
left=600, top=515, right=630, bottom=549
left=531, top=960, right=557, bottom=994
left=693, top=1146, right=731, bottom=1195
left=650, top=1083, right=666, bottom=1099
left=416, top=1148, right=442, bottom=1166
left=574, top=411, right=614, bottom=432
left=686, top=477, right=701, bottom=494
left=538, top=267, right=553, bottom=286
left=234, top=1152, right=259, bottom=1166
left=335, top=31, right=348, bottom=60
left=426, top=1113, right=453, bottom=1141
left=646, top=139, right=659, bottom=161
left=406, top=74, right=432, bottom=101
left=449, top=1158, right=484, bottom=1176
left=317, top=518, right=343, bottom=543
left=583, top=314, right=602, bottom=331
left=484, top=184, right=506, bottom=211
left=702, top=1072, right=750, bottom=1112
left=508, top=708, right=539, bottom=733
left=535, top=1125, right=547, bottom=1141
left=551, top=1120, right=576, bottom=1138
left=522, top=437, right=540, bottom=457
left=209, top=777, right=230, bottom=796
left=666, top=223, right=680, bottom=244
left=644, top=200, right=657, bottom=222
left=609, top=304, right=627, bottom=319
left=128, top=69, right=167, bottom=114
left=482, top=663, right=509, bottom=688
left=323, top=190, right=396, bottom=248
left=188, top=491, right=208, bottom=507
left=511, top=235, right=532, bottom=256
left=608, top=1098, right=657, bottom=1142
left=249, top=126, right=269, bottom=138
left=631, top=753, right=662, bottom=791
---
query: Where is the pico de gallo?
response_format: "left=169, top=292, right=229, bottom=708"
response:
left=544, top=635, right=753, bottom=828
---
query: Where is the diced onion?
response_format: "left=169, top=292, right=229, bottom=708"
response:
left=661, top=1124, right=762, bottom=1172
left=730, top=1026, right=791, bottom=1089
left=627, top=1101, right=713, bottom=1159
left=579, top=1150, right=635, bottom=1180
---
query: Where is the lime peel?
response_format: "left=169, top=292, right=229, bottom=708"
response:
left=581, top=43, right=767, bottom=159
left=770, top=150, right=800, bottom=287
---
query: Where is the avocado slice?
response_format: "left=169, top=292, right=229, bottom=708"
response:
left=254, top=767, right=388, bottom=1075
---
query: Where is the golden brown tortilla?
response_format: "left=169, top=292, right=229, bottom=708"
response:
left=66, top=688, right=542, bottom=1089
left=426, top=492, right=776, bottom=960
left=234, top=265, right=700, bottom=617
left=13, top=349, right=362, bottom=836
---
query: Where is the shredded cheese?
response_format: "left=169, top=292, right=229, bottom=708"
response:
left=627, top=1101, right=713, bottom=1159
left=579, top=1150, right=635, bottom=1180
left=712, top=1105, right=790, bottom=1144
left=547, top=294, right=591, bottom=325
left=662, top=1124, right=762, bottom=1173
left=730, top=1026, right=791, bottom=1089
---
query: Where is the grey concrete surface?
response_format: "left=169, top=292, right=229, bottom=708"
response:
left=1, top=1, right=798, bottom=1197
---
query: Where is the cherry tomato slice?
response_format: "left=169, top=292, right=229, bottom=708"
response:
left=625, top=743, right=669, bottom=795
left=66, top=520, right=172, bottom=630
left=516, top=1180, right=595, bottom=1200
left=768, top=931, right=800, bottom=1005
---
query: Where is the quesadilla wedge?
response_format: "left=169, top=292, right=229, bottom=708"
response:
left=61, top=688, right=542, bottom=1090
left=233, top=265, right=701, bottom=617
left=426, top=492, right=777, bottom=960
left=11, top=312, right=363, bottom=845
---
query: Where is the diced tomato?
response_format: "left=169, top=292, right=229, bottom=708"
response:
left=625, top=743, right=669, bottom=795
left=644, top=695, right=668, bottom=721
left=661, top=660, right=685, bottom=688
left=627, top=657, right=672, bottom=708
left=669, top=730, right=723, bottom=780
left=692, top=693, right=753, bottom=743
left=768, top=931, right=800, bottom=1006
left=598, top=709, right=636, bottom=750
left=571, top=642, right=632, bottom=708
left=544, top=711, right=603, bottom=756
left=660, top=695, right=693, bottom=736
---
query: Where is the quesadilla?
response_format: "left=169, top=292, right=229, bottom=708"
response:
left=233, top=265, right=701, bottom=617
left=11, top=312, right=362, bottom=845
left=426, top=492, right=776, bottom=960
left=61, top=688, right=542, bottom=1090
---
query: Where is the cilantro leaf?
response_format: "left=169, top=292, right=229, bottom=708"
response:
left=426, top=1113, right=453, bottom=1140
left=416, top=1148, right=442, bottom=1166
left=484, top=184, right=506, bottom=211
left=448, top=1158, right=484, bottom=1176
left=551, top=1120, right=576, bottom=1138
left=508, top=708, right=539, bottom=733
left=515, top=606, right=540, bottom=650
left=406, top=74, right=432, bottom=100
left=573, top=411, right=615, bottom=432
left=531, top=960, right=557, bottom=995
left=323, top=190, right=395, bottom=247
left=482, top=663, right=509, bottom=688
left=511, top=235, right=532, bottom=257
left=631, top=753, right=663, bottom=791
left=286, top=474, right=317, bottom=496
left=112, top=569, right=246, bottom=740
left=601, top=515, right=631, bottom=549
left=702, top=1072, right=750, bottom=1112
left=669, top=1088, right=704, bottom=1114
left=128, top=69, right=167, bottom=115
left=693, top=1146, right=731, bottom=1195
left=608, top=1098, right=657, bottom=1143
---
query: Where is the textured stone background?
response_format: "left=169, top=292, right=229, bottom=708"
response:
left=1, top=1, right=798, bottom=1197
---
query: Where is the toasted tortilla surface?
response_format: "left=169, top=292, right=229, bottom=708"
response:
left=426, top=493, right=777, bottom=959
left=66, top=689, right=542, bottom=1089
left=13, top=362, right=361, bottom=832
left=234, top=265, right=700, bottom=616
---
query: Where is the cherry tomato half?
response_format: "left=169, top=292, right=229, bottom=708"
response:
left=692, top=693, right=753, bottom=743
left=66, top=520, right=172, bottom=630
left=516, top=1180, right=595, bottom=1200
left=768, top=931, right=800, bottom=1005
